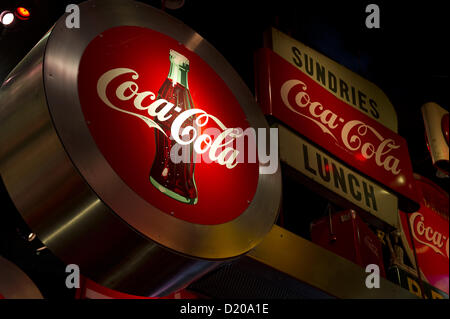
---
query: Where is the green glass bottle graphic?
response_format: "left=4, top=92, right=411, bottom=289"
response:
left=149, top=50, right=198, bottom=204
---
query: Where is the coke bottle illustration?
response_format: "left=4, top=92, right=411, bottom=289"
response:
left=149, top=49, right=198, bottom=204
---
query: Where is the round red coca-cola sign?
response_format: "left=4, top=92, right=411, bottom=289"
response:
left=0, top=1, right=280, bottom=295
left=78, top=26, right=259, bottom=225
left=35, top=0, right=281, bottom=263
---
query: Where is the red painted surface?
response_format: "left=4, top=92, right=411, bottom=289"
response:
left=311, top=210, right=386, bottom=277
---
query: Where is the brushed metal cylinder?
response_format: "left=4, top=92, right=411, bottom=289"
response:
left=0, top=32, right=219, bottom=297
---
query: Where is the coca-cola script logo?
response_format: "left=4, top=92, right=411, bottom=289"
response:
left=410, top=212, right=449, bottom=259
left=257, top=49, right=419, bottom=211
left=97, top=68, right=243, bottom=170
left=77, top=26, right=260, bottom=225
left=280, top=80, right=401, bottom=175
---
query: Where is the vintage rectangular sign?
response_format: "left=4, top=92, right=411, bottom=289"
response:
left=277, top=123, right=398, bottom=229
left=255, top=48, right=420, bottom=213
left=267, top=27, right=398, bottom=132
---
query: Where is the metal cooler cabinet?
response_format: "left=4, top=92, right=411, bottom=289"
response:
left=310, top=210, right=386, bottom=278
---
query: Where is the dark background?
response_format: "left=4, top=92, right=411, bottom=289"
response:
left=0, top=0, right=448, bottom=298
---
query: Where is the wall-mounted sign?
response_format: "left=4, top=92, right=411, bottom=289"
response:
left=278, top=124, right=398, bottom=229
left=255, top=48, right=419, bottom=213
left=421, top=102, right=449, bottom=175
left=0, top=1, right=281, bottom=296
left=399, top=174, right=449, bottom=294
left=267, top=28, right=398, bottom=132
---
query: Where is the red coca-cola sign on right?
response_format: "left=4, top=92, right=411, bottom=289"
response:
left=255, top=48, right=420, bottom=212
left=78, top=26, right=260, bottom=225
left=399, top=175, right=449, bottom=294
left=442, top=113, right=449, bottom=146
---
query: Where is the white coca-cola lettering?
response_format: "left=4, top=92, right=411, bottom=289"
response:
left=281, top=79, right=402, bottom=176
left=342, top=121, right=401, bottom=175
left=97, top=68, right=242, bottom=169
left=410, top=212, right=449, bottom=259
left=171, top=109, right=241, bottom=169
left=280, top=80, right=339, bottom=141
left=97, top=68, right=167, bottom=135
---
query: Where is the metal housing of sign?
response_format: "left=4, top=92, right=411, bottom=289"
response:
left=0, top=0, right=281, bottom=296
left=268, top=28, right=398, bottom=132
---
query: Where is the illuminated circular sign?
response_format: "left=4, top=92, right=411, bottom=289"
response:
left=78, top=26, right=259, bottom=225
left=43, top=2, right=281, bottom=260
left=0, top=2, right=281, bottom=296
